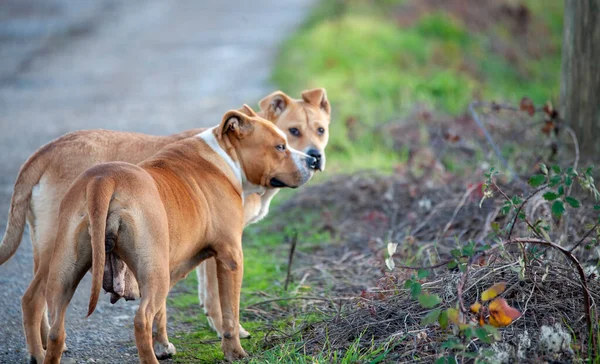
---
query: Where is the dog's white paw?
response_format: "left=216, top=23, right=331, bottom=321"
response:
left=154, top=341, right=176, bottom=360
left=239, top=324, right=251, bottom=339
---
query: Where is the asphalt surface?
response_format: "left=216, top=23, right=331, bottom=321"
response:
left=0, top=0, right=313, bottom=362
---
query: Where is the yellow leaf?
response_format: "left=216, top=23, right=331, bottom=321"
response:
left=488, top=298, right=521, bottom=327
left=447, top=308, right=460, bottom=324
left=470, top=302, right=482, bottom=314
left=481, top=282, right=507, bottom=301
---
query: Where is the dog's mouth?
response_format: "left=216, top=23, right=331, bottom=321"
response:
left=270, top=178, right=289, bottom=188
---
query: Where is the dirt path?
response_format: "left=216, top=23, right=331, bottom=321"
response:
left=0, top=0, right=313, bottom=362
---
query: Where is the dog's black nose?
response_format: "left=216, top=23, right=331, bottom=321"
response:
left=305, top=155, right=318, bottom=170
left=306, top=149, right=322, bottom=170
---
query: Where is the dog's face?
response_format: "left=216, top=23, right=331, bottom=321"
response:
left=218, top=107, right=316, bottom=189
left=259, top=88, right=331, bottom=172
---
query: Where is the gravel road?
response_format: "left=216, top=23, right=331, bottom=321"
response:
left=0, top=0, right=313, bottom=362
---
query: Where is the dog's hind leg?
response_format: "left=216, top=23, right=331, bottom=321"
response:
left=153, top=304, right=176, bottom=360
left=44, top=251, right=90, bottom=363
left=22, top=263, right=49, bottom=363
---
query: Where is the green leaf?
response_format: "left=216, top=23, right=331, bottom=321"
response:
left=463, top=326, right=474, bottom=341
left=511, top=195, right=522, bottom=205
left=439, top=309, right=449, bottom=329
left=565, top=176, right=573, bottom=187
left=557, top=185, right=564, bottom=195
left=410, top=281, right=422, bottom=298
left=462, top=241, right=476, bottom=257
left=551, top=200, right=565, bottom=218
left=421, top=309, right=441, bottom=326
left=441, top=338, right=463, bottom=350
left=594, top=205, right=600, bottom=211
left=447, top=260, right=458, bottom=269
left=543, top=192, right=559, bottom=201
left=551, top=164, right=561, bottom=174
left=450, top=248, right=461, bottom=258
left=491, top=222, right=500, bottom=232
left=458, top=262, right=468, bottom=272
left=418, top=293, right=442, bottom=308
left=528, top=174, right=546, bottom=187
left=483, top=324, right=501, bottom=341
left=540, top=163, right=548, bottom=175
left=475, top=327, right=493, bottom=344
left=417, top=268, right=430, bottom=279
left=549, top=175, right=562, bottom=187
left=477, top=244, right=492, bottom=252
left=565, top=196, right=581, bottom=208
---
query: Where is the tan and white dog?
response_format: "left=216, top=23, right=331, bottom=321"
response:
left=0, top=89, right=330, bottom=360
left=38, top=107, right=316, bottom=363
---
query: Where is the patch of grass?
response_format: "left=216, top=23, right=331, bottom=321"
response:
left=246, top=333, right=395, bottom=363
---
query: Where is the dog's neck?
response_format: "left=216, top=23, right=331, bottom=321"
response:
left=197, top=127, right=266, bottom=202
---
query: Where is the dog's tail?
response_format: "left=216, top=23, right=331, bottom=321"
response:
left=0, top=143, right=52, bottom=265
left=86, top=176, right=115, bottom=317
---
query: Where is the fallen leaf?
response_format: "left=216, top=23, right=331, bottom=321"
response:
left=519, top=97, right=535, bottom=116
left=470, top=302, right=482, bottom=313
left=387, top=242, right=398, bottom=257
left=481, top=282, right=507, bottom=301
left=489, top=298, right=521, bottom=327
left=385, top=257, right=395, bottom=271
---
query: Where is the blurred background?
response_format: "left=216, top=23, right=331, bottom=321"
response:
left=4, top=0, right=596, bottom=363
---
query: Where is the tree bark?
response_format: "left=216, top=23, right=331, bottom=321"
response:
left=560, top=0, right=600, bottom=158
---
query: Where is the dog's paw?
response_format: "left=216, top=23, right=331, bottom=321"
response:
left=239, top=324, right=251, bottom=339
left=154, top=341, right=176, bottom=360
left=222, top=338, right=247, bottom=362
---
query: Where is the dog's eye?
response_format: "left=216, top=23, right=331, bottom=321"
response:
left=275, top=144, right=286, bottom=152
left=317, top=127, right=325, bottom=135
left=288, top=128, right=301, bottom=137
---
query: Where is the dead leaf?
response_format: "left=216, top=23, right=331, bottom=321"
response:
left=541, top=121, right=555, bottom=136
left=519, top=97, right=535, bottom=116
left=481, top=282, right=507, bottom=301
left=489, top=298, right=521, bottom=327
left=470, top=302, right=482, bottom=313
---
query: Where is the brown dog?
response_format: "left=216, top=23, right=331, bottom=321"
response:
left=0, top=89, right=330, bottom=359
left=39, top=107, right=316, bottom=363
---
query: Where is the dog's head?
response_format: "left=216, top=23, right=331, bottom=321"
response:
left=217, top=106, right=316, bottom=189
left=259, top=88, right=331, bottom=172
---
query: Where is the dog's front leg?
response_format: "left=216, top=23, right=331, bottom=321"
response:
left=216, top=242, right=247, bottom=361
left=197, top=258, right=251, bottom=339
left=153, top=304, right=176, bottom=360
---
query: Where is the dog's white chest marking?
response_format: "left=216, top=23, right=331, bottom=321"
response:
left=197, top=128, right=265, bottom=203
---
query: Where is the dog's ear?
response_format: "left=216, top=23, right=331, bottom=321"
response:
left=259, top=91, right=292, bottom=118
left=219, top=110, right=254, bottom=140
left=301, top=88, right=331, bottom=115
left=237, top=104, right=258, bottom=117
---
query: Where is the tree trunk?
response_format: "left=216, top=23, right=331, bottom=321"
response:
left=560, top=0, right=600, bottom=158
